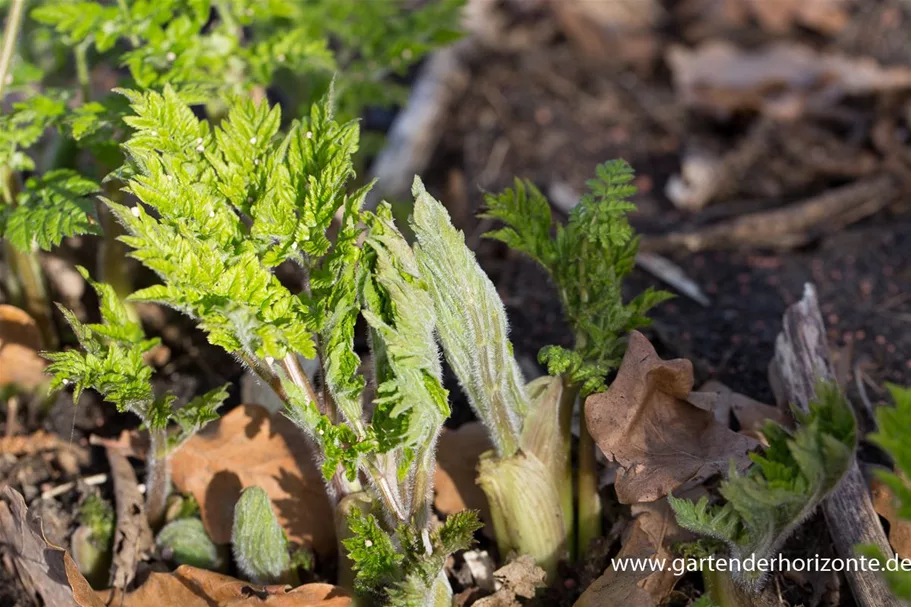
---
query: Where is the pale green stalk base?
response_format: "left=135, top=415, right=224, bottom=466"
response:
left=477, top=449, right=566, bottom=582
left=145, top=429, right=170, bottom=529
left=704, top=567, right=748, bottom=607
left=71, top=525, right=111, bottom=589
left=576, top=420, right=602, bottom=556
left=430, top=569, right=453, bottom=607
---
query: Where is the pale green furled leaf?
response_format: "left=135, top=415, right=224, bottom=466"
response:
left=5, top=170, right=101, bottom=251
left=232, top=486, right=290, bottom=585
left=156, top=518, right=224, bottom=570
left=670, top=381, right=856, bottom=590
left=412, top=177, right=526, bottom=457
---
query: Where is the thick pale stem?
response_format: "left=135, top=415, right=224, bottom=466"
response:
left=145, top=429, right=170, bottom=529
left=576, top=417, right=602, bottom=556
left=558, top=381, right=577, bottom=556
left=477, top=450, right=566, bottom=581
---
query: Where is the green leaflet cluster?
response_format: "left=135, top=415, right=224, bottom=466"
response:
left=44, top=266, right=227, bottom=447
left=669, top=381, right=856, bottom=590
left=857, top=384, right=911, bottom=598
left=482, top=160, right=672, bottom=396
left=343, top=509, right=482, bottom=606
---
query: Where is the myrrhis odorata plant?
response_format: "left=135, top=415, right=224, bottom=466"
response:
left=43, top=82, right=671, bottom=602
left=0, top=0, right=461, bottom=351
left=56, top=87, right=482, bottom=606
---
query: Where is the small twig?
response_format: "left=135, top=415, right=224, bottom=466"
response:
left=644, top=175, right=899, bottom=253
left=106, top=446, right=153, bottom=591
left=40, top=473, right=107, bottom=500
left=635, top=252, right=710, bottom=307
left=772, top=284, right=900, bottom=607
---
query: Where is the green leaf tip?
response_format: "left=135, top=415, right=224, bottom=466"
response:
left=232, top=486, right=290, bottom=585
left=410, top=177, right=527, bottom=457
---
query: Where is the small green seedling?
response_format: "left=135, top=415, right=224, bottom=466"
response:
left=670, top=381, right=856, bottom=602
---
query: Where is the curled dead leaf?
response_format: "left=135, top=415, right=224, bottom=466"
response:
left=584, top=331, right=758, bottom=504
left=434, top=421, right=494, bottom=537
left=668, top=41, right=911, bottom=119
left=0, top=304, right=48, bottom=390
left=0, top=486, right=103, bottom=607
left=871, top=474, right=911, bottom=559
left=688, top=379, right=789, bottom=439
left=170, top=405, right=334, bottom=559
left=574, top=498, right=692, bottom=607
left=96, top=565, right=350, bottom=606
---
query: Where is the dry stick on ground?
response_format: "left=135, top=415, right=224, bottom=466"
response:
left=772, top=284, right=900, bottom=607
left=642, top=173, right=899, bottom=253
left=363, top=41, right=473, bottom=211
left=105, top=446, right=153, bottom=591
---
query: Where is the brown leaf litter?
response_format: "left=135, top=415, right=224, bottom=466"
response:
left=169, top=404, right=334, bottom=559
left=574, top=498, right=693, bottom=607
left=471, top=555, right=546, bottom=607
left=0, top=304, right=48, bottom=390
left=584, top=331, right=757, bottom=504
left=434, top=421, right=495, bottom=538
left=97, top=566, right=350, bottom=607
left=0, top=486, right=103, bottom=607
left=667, top=41, right=911, bottom=119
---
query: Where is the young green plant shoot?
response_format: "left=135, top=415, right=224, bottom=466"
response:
left=45, top=267, right=228, bottom=527
left=410, top=159, right=670, bottom=577
left=88, top=88, right=480, bottom=605
left=670, top=381, right=856, bottom=604
left=856, top=383, right=911, bottom=599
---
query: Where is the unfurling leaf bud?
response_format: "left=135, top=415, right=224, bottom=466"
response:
left=232, top=486, right=290, bottom=584
left=156, top=518, right=225, bottom=571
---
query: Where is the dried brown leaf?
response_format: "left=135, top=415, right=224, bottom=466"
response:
left=574, top=498, right=691, bottom=607
left=434, top=421, right=494, bottom=537
left=473, top=555, right=546, bottom=607
left=689, top=379, right=789, bottom=438
left=871, top=474, right=911, bottom=559
left=584, top=331, right=757, bottom=504
left=0, top=304, right=48, bottom=390
left=96, top=565, right=350, bottom=606
left=668, top=41, right=911, bottom=119
left=169, top=405, right=334, bottom=559
left=0, top=486, right=103, bottom=607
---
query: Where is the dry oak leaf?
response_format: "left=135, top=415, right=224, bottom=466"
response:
left=871, top=474, right=911, bottom=559
left=574, top=498, right=692, bottom=607
left=170, top=404, right=334, bottom=559
left=434, top=421, right=494, bottom=538
left=0, top=486, right=103, bottom=607
left=97, top=566, right=350, bottom=606
left=667, top=41, right=911, bottom=119
left=0, top=304, right=48, bottom=390
left=687, top=379, right=789, bottom=439
left=584, top=331, right=758, bottom=504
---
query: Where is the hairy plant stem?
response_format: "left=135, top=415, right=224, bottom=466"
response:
left=145, top=428, right=170, bottom=529
left=704, top=567, right=751, bottom=607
